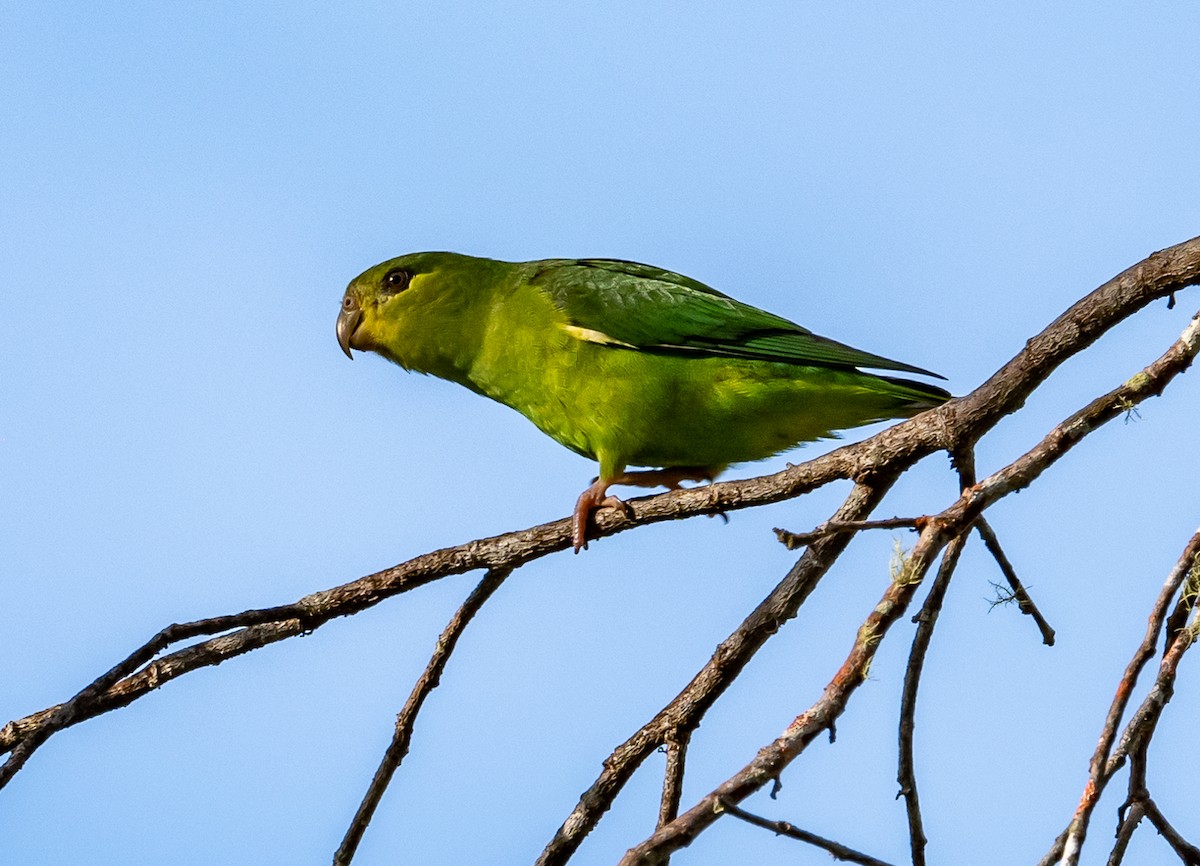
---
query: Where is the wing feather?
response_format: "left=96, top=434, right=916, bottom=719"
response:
left=530, top=259, right=944, bottom=378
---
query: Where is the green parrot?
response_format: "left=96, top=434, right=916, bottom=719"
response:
left=336, top=253, right=950, bottom=551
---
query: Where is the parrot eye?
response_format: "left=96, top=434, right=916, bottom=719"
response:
left=381, top=267, right=412, bottom=295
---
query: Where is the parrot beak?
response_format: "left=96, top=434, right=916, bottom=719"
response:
left=336, top=296, right=363, bottom=360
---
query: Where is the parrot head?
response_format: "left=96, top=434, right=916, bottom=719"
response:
left=338, top=252, right=435, bottom=360
left=337, top=251, right=507, bottom=382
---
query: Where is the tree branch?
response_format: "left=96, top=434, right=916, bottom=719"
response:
left=975, top=517, right=1056, bottom=646
left=1141, top=798, right=1200, bottom=865
left=537, top=239, right=1200, bottom=864
left=774, top=517, right=925, bottom=549
left=656, top=730, right=691, bottom=830
left=897, top=450, right=977, bottom=866
left=1040, top=529, right=1200, bottom=866
left=333, top=567, right=511, bottom=865
left=897, top=531, right=968, bottom=866
left=716, top=799, right=898, bottom=866
left=620, top=308, right=1200, bottom=865
left=537, top=477, right=903, bottom=866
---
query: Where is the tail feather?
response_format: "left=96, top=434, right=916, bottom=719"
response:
left=879, top=375, right=953, bottom=413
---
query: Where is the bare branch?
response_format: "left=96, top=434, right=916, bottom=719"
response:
left=1107, top=798, right=1144, bottom=866
left=333, top=567, right=511, bottom=866
left=538, top=242, right=1200, bottom=866
left=622, top=310, right=1200, bottom=866
left=537, top=477, right=902, bottom=866
left=896, top=448, right=977, bottom=866
left=618, top=519, right=958, bottom=865
left=897, top=526, right=971, bottom=866
left=774, top=517, right=924, bottom=549
left=0, top=612, right=308, bottom=789
left=1165, top=552, right=1200, bottom=648
left=715, top=799, right=898, bottom=866
left=1141, top=799, right=1200, bottom=865
left=1041, top=529, right=1200, bottom=866
left=975, top=517, right=1056, bottom=645
left=657, top=730, right=691, bottom=830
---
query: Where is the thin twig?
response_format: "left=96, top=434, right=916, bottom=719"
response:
left=0, top=607, right=308, bottom=789
left=1142, top=798, right=1200, bottom=865
left=1107, top=798, right=1144, bottom=866
left=897, top=532, right=968, bottom=866
left=715, top=798, right=898, bottom=866
left=333, top=567, right=511, bottom=866
left=1040, top=529, right=1200, bottom=866
left=774, top=517, right=924, bottom=549
left=974, top=517, right=1056, bottom=645
left=657, top=730, right=691, bottom=829
left=897, top=450, right=977, bottom=866
left=1109, top=734, right=1200, bottom=865
left=1109, top=726, right=1200, bottom=866
left=1164, top=551, right=1200, bottom=648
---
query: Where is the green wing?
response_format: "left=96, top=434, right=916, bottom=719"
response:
left=529, top=258, right=944, bottom=378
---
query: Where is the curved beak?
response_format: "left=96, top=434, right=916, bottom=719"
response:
left=336, top=298, right=363, bottom=360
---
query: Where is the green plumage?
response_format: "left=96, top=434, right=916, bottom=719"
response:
left=337, top=252, right=950, bottom=549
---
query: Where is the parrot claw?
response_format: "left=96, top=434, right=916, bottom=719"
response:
left=572, top=480, right=632, bottom=552
left=571, top=466, right=718, bottom=552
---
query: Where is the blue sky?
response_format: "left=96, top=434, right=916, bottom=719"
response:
left=3, top=3, right=1199, bottom=864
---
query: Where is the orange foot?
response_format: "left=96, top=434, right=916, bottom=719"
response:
left=571, top=467, right=716, bottom=553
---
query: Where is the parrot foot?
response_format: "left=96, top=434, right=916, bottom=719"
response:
left=573, top=480, right=633, bottom=553
left=572, top=467, right=718, bottom=552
